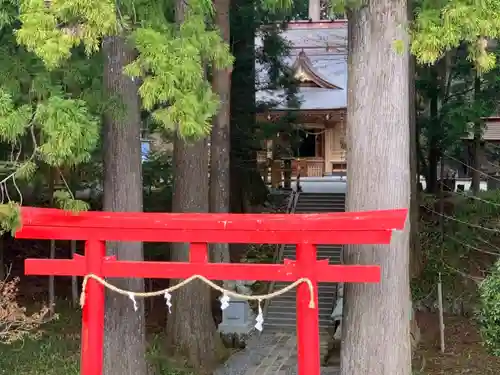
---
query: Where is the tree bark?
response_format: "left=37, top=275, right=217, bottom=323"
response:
left=210, top=0, right=231, bottom=264
left=342, top=2, right=411, bottom=375
left=230, top=0, right=257, bottom=209
left=229, top=0, right=266, bottom=262
left=167, top=136, right=224, bottom=373
left=165, top=1, right=225, bottom=372
left=102, top=35, right=147, bottom=375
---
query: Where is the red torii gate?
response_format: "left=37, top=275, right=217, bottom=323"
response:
left=17, top=206, right=407, bottom=375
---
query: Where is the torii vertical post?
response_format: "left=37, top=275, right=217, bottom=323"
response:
left=18, top=207, right=407, bottom=375
left=81, top=240, right=106, bottom=375
left=296, top=242, right=320, bottom=370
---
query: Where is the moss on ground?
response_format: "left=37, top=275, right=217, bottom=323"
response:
left=0, top=305, right=192, bottom=375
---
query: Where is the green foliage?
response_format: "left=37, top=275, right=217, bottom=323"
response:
left=243, top=244, right=276, bottom=266
left=0, top=81, right=100, bottom=186
left=331, top=0, right=500, bottom=72
left=330, top=0, right=363, bottom=15
left=53, top=190, right=89, bottom=212
left=142, top=151, right=173, bottom=191
left=14, top=161, right=38, bottom=180
left=125, top=7, right=234, bottom=139
left=416, top=44, right=500, bottom=184
left=0, top=0, right=302, bottom=227
left=261, top=0, right=293, bottom=13
left=15, top=0, right=295, bottom=141
left=411, top=1, right=500, bottom=72
left=0, top=90, right=32, bottom=143
left=393, top=39, right=405, bottom=55
left=36, top=96, right=99, bottom=166
left=412, top=191, right=500, bottom=308
left=478, top=259, right=500, bottom=356
left=0, top=201, right=21, bottom=234
left=15, top=0, right=235, bottom=139
left=142, top=148, right=173, bottom=213
left=16, top=0, right=117, bottom=68
left=0, top=5, right=104, bottom=222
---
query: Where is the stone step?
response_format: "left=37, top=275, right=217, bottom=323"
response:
left=264, top=192, right=345, bottom=331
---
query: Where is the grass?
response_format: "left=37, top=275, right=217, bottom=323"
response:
left=6, top=306, right=500, bottom=375
left=0, top=304, right=192, bottom=375
left=0, top=309, right=81, bottom=375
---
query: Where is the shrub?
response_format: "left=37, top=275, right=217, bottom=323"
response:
left=0, top=276, right=54, bottom=344
left=478, top=259, right=500, bottom=356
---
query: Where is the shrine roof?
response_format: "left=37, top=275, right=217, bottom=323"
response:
left=257, top=85, right=346, bottom=110
left=256, top=20, right=348, bottom=111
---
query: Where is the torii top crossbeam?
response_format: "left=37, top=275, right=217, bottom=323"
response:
left=17, top=206, right=407, bottom=244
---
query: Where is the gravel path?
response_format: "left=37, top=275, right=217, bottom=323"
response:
left=214, top=333, right=340, bottom=375
left=214, top=334, right=275, bottom=375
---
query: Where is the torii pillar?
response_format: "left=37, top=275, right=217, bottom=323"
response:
left=309, top=0, right=321, bottom=21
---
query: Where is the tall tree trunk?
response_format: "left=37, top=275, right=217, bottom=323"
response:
left=471, top=74, right=481, bottom=195
left=210, top=0, right=231, bottom=264
left=229, top=0, right=264, bottom=263
left=342, top=2, right=411, bottom=375
left=167, top=136, right=224, bottom=373
left=165, top=1, right=225, bottom=372
left=102, top=36, right=147, bottom=375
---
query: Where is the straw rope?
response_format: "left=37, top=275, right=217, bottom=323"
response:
left=79, top=274, right=316, bottom=309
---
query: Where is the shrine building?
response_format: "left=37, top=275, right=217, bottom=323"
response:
left=255, top=20, right=348, bottom=186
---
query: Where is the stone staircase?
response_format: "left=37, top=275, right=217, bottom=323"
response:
left=264, top=192, right=345, bottom=332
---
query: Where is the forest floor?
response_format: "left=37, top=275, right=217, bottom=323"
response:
left=0, top=304, right=191, bottom=375
left=1, top=306, right=498, bottom=375
left=413, top=311, right=500, bottom=375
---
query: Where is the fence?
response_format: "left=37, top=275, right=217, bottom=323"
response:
left=17, top=206, right=407, bottom=375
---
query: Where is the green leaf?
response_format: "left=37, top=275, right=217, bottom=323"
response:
left=35, top=96, right=100, bottom=166
left=53, top=189, right=89, bottom=212
left=16, top=0, right=118, bottom=69
left=14, top=161, right=37, bottom=180
left=411, top=1, right=500, bottom=71
left=126, top=6, right=233, bottom=140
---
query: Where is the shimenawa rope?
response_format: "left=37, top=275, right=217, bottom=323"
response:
left=79, top=274, right=316, bottom=309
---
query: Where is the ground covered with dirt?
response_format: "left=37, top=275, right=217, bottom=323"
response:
left=414, top=312, right=500, bottom=374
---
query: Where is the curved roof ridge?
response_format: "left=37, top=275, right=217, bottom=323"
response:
left=292, top=50, right=343, bottom=90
